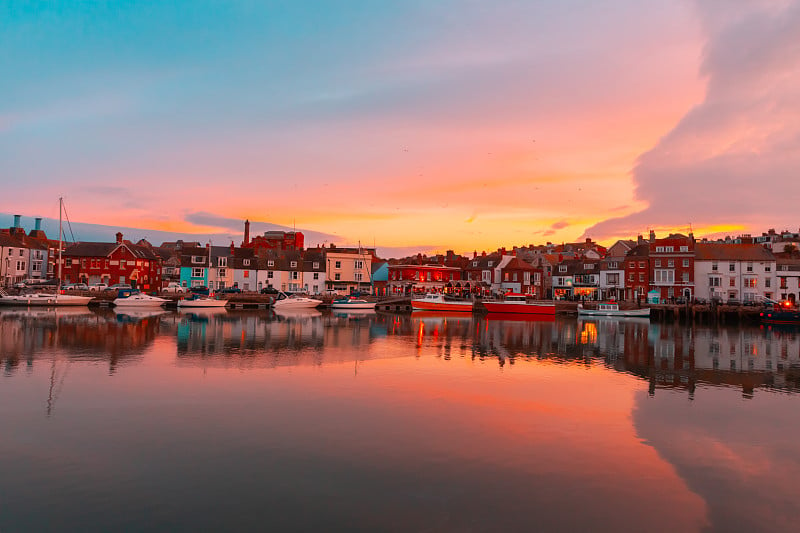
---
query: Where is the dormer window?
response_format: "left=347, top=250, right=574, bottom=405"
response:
left=192, top=256, right=203, bottom=264
left=472, top=261, right=478, bottom=267
left=488, top=261, right=493, bottom=267
left=313, top=262, right=319, bottom=269
left=267, top=260, right=274, bottom=267
left=559, top=265, right=567, bottom=273
left=584, top=264, right=594, bottom=269
left=290, top=261, right=297, bottom=268
left=243, top=259, right=250, bottom=266
left=218, top=257, right=227, bottom=267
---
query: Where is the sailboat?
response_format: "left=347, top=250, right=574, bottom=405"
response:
left=0, top=198, right=93, bottom=307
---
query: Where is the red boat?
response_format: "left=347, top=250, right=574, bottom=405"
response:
left=411, top=293, right=474, bottom=312
left=482, top=293, right=555, bottom=316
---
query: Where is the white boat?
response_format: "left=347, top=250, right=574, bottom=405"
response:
left=177, top=294, right=228, bottom=308
left=0, top=291, right=94, bottom=307
left=0, top=198, right=93, bottom=307
left=113, top=289, right=168, bottom=308
left=411, top=293, right=473, bottom=312
left=273, top=291, right=322, bottom=309
left=330, top=296, right=376, bottom=310
left=577, top=302, right=650, bottom=317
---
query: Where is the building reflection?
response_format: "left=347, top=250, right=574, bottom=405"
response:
left=0, top=308, right=163, bottom=374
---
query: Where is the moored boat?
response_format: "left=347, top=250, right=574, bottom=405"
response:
left=330, top=296, right=376, bottom=310
left=273, top=291, right=322, bottom=310
left=760, top=301, right=800, bottom=324
left=113, top=289, right=168, bottom=308
left=0, top=290, right=93, bottom=307
left=577, top=302, right=650, bottom=318
left=483, top=293, right=555, bottom=316
left=177, top=293, right=228, bottom=308
left=411, top=293, right=473, bottom=312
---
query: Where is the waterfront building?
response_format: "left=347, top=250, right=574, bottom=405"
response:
left=231, top=247, right=257, bottom=292
left=371, top=261, right=389, bottom=296
left=694, top=244, right=776, bottom=303
left=624, top=244, right=650, bottom=302
left=178, top=246, right=210, bottom=288
left=599, top=256, right=625, bottom=301
left=571, top=259, right=601, bottom=300
left=61, top=233, right=162, bottom=290
left=776, top=257, right=800, bottom=303
left=387, top=263, right=465, bottom=295
left=325, top=246, right=374, bottom=294
left=462, top=253, right=500, bottom=296
left=649, top=232, right=695, bottom=302
left=256, top=251, right=286, bottom=292
left=301, top=250, right=326, bottom=295
left=552, top=260, right=577, bottom=299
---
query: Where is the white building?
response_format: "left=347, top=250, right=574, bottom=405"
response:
left=0, top=234, right=29, bottom=288
left=599, top=257, right=625, bottom=300
left=776, top=258, right=800, bottom=303
left=694, top=244, right=776, bottom=303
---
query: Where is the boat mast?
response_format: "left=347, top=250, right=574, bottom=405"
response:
left=58, top=197, right=63, bottom=288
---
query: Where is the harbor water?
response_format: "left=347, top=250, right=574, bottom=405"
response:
left=1, top=308, right=798, bottom=532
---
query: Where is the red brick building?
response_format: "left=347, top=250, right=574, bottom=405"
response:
left=624, top=244, right=650, bottom=301
left=649, top=232, right=695, bottom=301
left=387, top=264, right=465, bottom=295
left=241, top=220, right=304, bottom=252
left=61, top=233, right=162, bottom=290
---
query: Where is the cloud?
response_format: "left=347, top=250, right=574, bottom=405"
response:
left=182, top=211, right=340, bottom=246
left=551, top=220, right=570, bottom=230
left=585, top=0, right=800, bottom=239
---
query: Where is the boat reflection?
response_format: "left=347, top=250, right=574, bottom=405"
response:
left=0, top=307, right=162, bottom=373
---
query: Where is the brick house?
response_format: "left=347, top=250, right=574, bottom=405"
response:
left=61, top=233, right=162, bottom=290
left=649, top=232, right=695, bottom=301
left=624, top=244, right=650, bottom=302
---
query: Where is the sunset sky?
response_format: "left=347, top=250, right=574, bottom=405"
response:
left=2, top=0, right=799, bottom=255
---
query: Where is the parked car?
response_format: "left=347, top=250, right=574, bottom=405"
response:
left=189, top=286, right=210, bottom=296
left=13, top=282, right=27, bottom=289
left=260, top=286, right=279, bottom=295
left=162, top=283, right=186, bottom=294
left=105, top=283, right=133, bottom=292
left=89, top=283, right=108, bottom=292
left=63, top=282, right=89, bottom=291
left=219, top=286, right=241, bottom=294
left=726, top=298, right=741, bottom=306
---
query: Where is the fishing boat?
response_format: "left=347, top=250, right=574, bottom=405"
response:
left=482, top=293, right=555, bottom=316
left=760, top=301, right=800, bottom=324
left=330, top=296, right=376, bottom=310
left=113, top=289, right=168, bottom=308
left=177, top=293, right=228, bottom=309
left=411, top=293, right=473, bottom=313
left=0, top=198, right=93, bottom=307
left=577, top=302, right=650, bottom=318
left=273, top=291, right=322, bottom=310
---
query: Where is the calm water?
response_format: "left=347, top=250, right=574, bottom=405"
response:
left=1, top=308, right=799, bottom=532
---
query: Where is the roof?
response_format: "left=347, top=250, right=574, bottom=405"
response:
left=695, top=244, right=775, bottom=261
left=64, top=241, right=160, bottom=260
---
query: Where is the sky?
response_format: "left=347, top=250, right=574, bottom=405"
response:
left=2, top=0, right=799, bottom=256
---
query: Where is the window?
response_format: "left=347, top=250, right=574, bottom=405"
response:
left=355, top=260, right=363, bottom=269
left=513, top=273, right=518, bottom=281
left=290, top=261, right=297, bottom=268
left=729, top=263, right=735, bottom=272
left=488, top=261, right=493, bottom=267
left=355, top=273, right=363, bottom=281
left=765, top=264, right=771, bottom=272
left=19, top=249, right=24, bottom=257
left=267, top=271, right=273, bottom=278
left=654, top=270, right=675, bottom=284
left=628, top=261, right=635, bottom=268
left=335, top=261, right=341, bottom=269
left=683, top=259, right=690, bottom=267
left=584, top=263, right=594, bottom=270
left=217, top=257, right=227, bottom=267
left=313, top=262, right=319, bottom=269
left=16, top=261, right=25, bottom=271
left=81, top=259, right=86, bottom=268
left=710, top=277, right=721, bottom=287
left=267, top=260, right=274, bottom=267
left=473, top=261, right=478, bottom=267
left=730, top=277, right=736, bottom=287
left=192, top=256, right=203, bottom=264
left=334, top=273, right=341, bottom=281
left=639, top=273, right=644, bottom=282
left=667, top=260, right=674, bottom=267
left=682, top=272, right=689, bottom=282
left=192, top=267, right=204, bottom=278
left=680, top=246, right=689, bottom=252
left=218, top=268, right=226, bottom=277
left=66, top=258, right=72, bottom=267
left=712, top=262, right=718, bottom=271
left=639, top=261, right=645, bottom=268
left=656, top=246, right=665, bottom=253
left=244, top=271, right=249, bottom=278
left=607, top=273, right=619, bottom=285
left=291, top=272, right=298, bottom=280
left=744, top=277, right=757, bottom=288
left=629, top=273, right=634, bottom=282
left=313, top=273, right=319, bottom=280
left=655, top=260, right=661, bottom=267
left=665, top=246, right=674, bottom=252
left=765, top=278, right=771, bottom=288
left=746, top=262, right=753, bottom=272
left=120, top=259, right=126, bottom=268
left=559, top=265, right=567, bottom=273
left=607, top=262, right=617, bottom=269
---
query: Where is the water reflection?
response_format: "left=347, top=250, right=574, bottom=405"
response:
left=3, top=309, right=799, bottom=395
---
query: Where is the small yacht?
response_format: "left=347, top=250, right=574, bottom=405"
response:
left=411, top=293, right=473, bottom=312
left=113, top=289, right=168, bottom=308
left=330, top=296, right=376, bottom=310
left=272, top=291, right=322, bottom=310
left=577, top=302, right=650, bottom=317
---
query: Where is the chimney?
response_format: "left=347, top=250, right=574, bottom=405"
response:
left=35, top=217, right=42, bottom=231
left=473, top=251, right=477, bottom=259
left=231, top=241, right=235, bottom=254
left=116, top=232, right=123, bottom=244
left=244, top=219, right=250, bottom=246
left=637, top=234, right=644, bottom=245
left=13, top=215, right=21, bottom=228
left=649, top=230, right=656, bottom=242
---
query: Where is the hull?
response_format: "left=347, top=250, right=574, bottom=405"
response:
left=113, top=296, right=168, bottom=307
left=331, top=301, right=376, bottom=310
left=177, top=298, right=228, bottom=308
left=482, top=301, right=555, bottom=315
left=577, top=307, right=650, bottom=317
left=760, top=310, right=800, bottom=324
left=411, top=300, right=473, bottom=312
left=0, top=294, right=93, bottom=307
left=273, top=298, right=322, bottom=310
